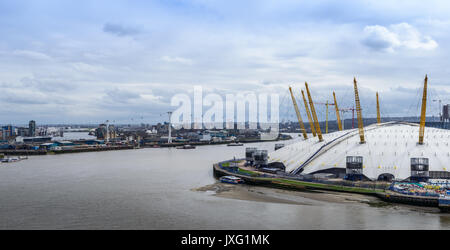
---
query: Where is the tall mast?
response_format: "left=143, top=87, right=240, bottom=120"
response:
left=376, top=92, right=381, bottom=124
left=167, top=112, right=173, bottom=144
left=305, top=82, right=323, bottom=142
left=419, top=75, right=428, bottom=145
left=325, top=101, right=329, bottom=134
left=301, top=90, right=316, bottom=137
left=333, top=92, right=343, bottom=131
left=289, top=87, right=308, bottom=140
left=106, top=120, right=109, bottom=143
left=353, top=77, right=365, bottom=144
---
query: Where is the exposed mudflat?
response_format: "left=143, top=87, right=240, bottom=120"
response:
left=193, top=182, right=444, bottom=214
left=193, top=182, right=383, bottom=206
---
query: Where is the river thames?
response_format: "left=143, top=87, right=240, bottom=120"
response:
left=0, top=135, right=449, bottom=229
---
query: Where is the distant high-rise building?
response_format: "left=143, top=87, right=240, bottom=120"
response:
left=2, top=125, right=15, bottom=140
left=17, top=127, right=29, bottom=137
left=95, top=124, right=116, bottom=141
left=29, top=120, right=36, bottom=137
left=444, top=104, right=449, bottom=122
left=96, top=124, right=107, bottom=140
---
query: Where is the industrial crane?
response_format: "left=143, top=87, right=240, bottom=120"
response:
left=338, top=107, right=357, bottom=129
left=432, top=99, right=442, bottom=122
left=312, top=101, right=335, bottom=134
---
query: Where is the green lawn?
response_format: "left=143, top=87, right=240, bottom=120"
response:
left=272, top=178, right=384, bottom=194
left=238, top=168, right=260, bottom=177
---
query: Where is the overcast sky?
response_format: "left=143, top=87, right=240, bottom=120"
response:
left=0, top=0, right=449, bottom=125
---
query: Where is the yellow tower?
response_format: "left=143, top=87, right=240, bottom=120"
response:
left=419, top=75, right=428, bottom=145
left=353, top=77, right=365, bottom=144
left=305, top=82, right=323, bottom=142
left=333, top=92, right=343, bottom=131
left=325, top=101, right=329, bottom=134
left=376, top=92, right=381, bottom=124
left=301, top=90, right=316, bottom=137
left=289, top=87, right=308, bottom=140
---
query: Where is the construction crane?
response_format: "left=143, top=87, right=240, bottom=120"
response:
left=289, top=87, right=308, bottom=140
left=305, top=82, right=324, bottom=142
left=432, top=99, right=442, bottom=121
left=338, top=107, right=357, bottom=129
left=313, top=101, right=335, bottom=134
left=353, top=77, right=365, bottom=144
left=419, top=75, right=428, bottom=145
left=301, top=90, right=316, bottom=137
left=376, top=92, right=381, bottom=124
left=333, top=92, right=343, bottom=131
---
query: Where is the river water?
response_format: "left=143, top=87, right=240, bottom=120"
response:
left=0, top=135, right=449, bottom=229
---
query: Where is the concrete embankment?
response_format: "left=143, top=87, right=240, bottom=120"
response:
left=51, top=145, right=135, bottom=154
left=0, top=145, right=135, bottom=156
left=0, top=150, right=47, bottom=156
left=152, top=137, right=291, bottom=148
left=213, top=163, right=385, bottom=195
left=376, top=192, right=439, bottom=207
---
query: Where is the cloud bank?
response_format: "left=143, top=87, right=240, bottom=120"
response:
left=0, top=0, right=449, bottom=124
left=362, top=23, right=438, bottom=52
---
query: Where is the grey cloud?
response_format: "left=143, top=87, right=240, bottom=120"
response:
left=103, top=23, right=140, bottom=37
left=20, top=77, right=77, bottom=93
left=362, top=36, right=392, bottom=51
left=12, top=50, right=52, bottom=61
left=275, top=52, right=308, bottom=60
left=361, top=23, right=438, bottom=52
left=0, top=88, right=71, bottom=106
left=3, top=95, right=48, bottom=105
left=105, top=88, right=141, bottom=103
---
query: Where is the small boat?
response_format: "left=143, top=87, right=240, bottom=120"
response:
left=227, top=142, right=244, bottom=147
left=176, top=144, right=196, bottom=149
left=220, top=176, right=244, bottom=184
left=1, top=157, right=20, bottom=163
left=439, top=190, right=450, bottom=212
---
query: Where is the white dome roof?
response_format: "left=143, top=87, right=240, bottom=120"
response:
left=269, top=122, right=450, bottom=180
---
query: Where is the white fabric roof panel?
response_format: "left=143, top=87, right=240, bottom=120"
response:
left=269, top=122, right=450, bottom=180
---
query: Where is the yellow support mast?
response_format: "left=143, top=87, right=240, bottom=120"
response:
left=301, top=90, right=316, bottom=137
left=419, top=75, right=428, bottom=145
left=376, top=92, right=381, bottom=124
left=353, top=77, right=365, bottom=144
left=325, top=101, right=329, bottom=134
left=289, top=87, right=308, bottom=140
left=305, top=82, right=324, bottom=142
left=333, top=92, right=343, bottom=131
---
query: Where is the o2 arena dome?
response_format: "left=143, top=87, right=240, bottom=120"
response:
left=270, top=76, right=449, bottom=182
left=269, top=122, right=450, bottom=182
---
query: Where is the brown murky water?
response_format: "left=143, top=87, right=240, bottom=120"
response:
left=0, top=137, right=449, bottom=229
